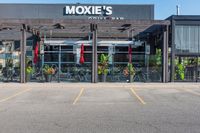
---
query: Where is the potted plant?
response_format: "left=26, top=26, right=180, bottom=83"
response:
left=98, top=54, right=109, bottom=82
left=26, top=59, right=33, bottom=82
left=43, top=64, right=55, bottom=82
left=26, top=66, right=33, bottom=82
left=123, top=63, right=136, bottom=83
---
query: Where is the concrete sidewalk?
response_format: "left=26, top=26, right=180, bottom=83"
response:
left=0, top=82, right=200, bottom=89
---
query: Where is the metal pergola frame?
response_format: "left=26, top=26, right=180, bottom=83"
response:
left=0, top=19, right=170, bottom=83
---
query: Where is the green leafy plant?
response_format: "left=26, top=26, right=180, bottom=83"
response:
left=149, top=48, right=162, bottom=67
left=26, top=58, right=33, bottom=74
left=175, top=63, right=185, bottom=80
left=128, top=63, right=136, bottom=76
left=98, top=54, right=109, bottom=75
left=43, top=64, right=55, bottom=75
left=26, top=66, right=33, bottom=74
left=123, top=63, right=136, bottom=76
left=149, top=48, right=162, bottom=81
left=155, top=49, right=162, bottom=66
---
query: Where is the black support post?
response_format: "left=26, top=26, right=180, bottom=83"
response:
left=20, top=28, right=26, bottom=83
left=58, top=45, right=61, bottom=83
left=171, top=20, right=176, bottom=82
left=91, top=23, right=98, bottom=83
left=162, top=26, right=169, bottom=83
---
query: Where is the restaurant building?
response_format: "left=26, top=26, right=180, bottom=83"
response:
left=0, top=4, right=199, bottom=83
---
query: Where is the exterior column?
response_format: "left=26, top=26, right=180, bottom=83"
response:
left=171, top=20, right=176, bottom=82
left=91, top=23, right=98, bottom=83
left=162, top=25, right=169, bottom=83
left=20, top=28, right=26, bottom=83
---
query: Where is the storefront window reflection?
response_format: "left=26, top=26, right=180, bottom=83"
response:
left=0, top=41, right=20, bottom=82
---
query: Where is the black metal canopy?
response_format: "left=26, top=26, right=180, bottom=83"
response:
left=0, top=19, right=170, bottom=41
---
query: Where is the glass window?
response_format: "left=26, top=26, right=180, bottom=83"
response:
left=44, top=53, right=58, bottom=62
left=84, top=53, right=92, bottom=62
left=175, top=25, right=200, bottom=54
left=44, top=45, right=59, bottom=51
left=114, top=53, right=128, bottom=62
left=61, top=46, right=73, bottom=51
left=26, top=51, right=32, bottom=56
left=14, top=41, right=20, bottom=51
left=61, top=53, right=74, bottom=62
left=97, top=46, right=108, bottom=51
left=115, top=46, right=128, bottom=52
left=84, top=46, right=92, bottom=51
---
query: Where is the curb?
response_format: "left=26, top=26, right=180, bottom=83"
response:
left=0, top=83, right=200, bottom=89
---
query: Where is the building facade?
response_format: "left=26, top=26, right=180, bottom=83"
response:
left=1, top=4, right=198, bottom=83
left=167, top=15, right=200, bottom=82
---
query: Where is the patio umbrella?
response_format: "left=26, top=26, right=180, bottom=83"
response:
left=128, top=44, right=132, bottom=63
left=33, top=41, right=39, bottom=64
left=33, top=32, right=41, bottom=64
left=79, top=43, right=85, bottom=64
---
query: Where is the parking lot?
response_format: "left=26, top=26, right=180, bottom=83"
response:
left=0, top=83, right=200, bottom=133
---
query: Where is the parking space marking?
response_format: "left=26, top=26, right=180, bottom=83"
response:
left=184, top=89, right=200, bottom=96
left=73, top=88, right=84, bottom=105
left=0, top=88, right=32, bottom=103
left=130, top=88, right=146, bottom=105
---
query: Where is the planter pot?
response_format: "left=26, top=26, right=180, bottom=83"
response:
left=102, top=74, right=107, bottom=82
left=45, top=74, right=52, bottom=82
left=98, top=74, right=102, bottom=82
left=26, top=74, right=31, bottom=82
left=129, top=75, right=134, bottom=83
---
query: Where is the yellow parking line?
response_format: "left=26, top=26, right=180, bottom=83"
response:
left=130, top=88, right=146, bottom=105
left=184, top=89, right=200, bottom=96
left=0, top=88, right=32, bottom=103
left=73, top=88, right=84, bottom=105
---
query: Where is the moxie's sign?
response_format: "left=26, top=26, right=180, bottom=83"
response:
left=65, top=5, right=112, bottom=15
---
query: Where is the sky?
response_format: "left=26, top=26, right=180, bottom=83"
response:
left=0, top=0, right=199, bottom=19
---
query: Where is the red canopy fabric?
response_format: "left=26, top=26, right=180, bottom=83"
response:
left=80, top=44, right=85, bottom=64
left=128, top=45, right=132, bottom=63
left=34, top=42, right=39, bottom=64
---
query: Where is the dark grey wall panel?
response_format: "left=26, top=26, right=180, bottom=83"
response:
left=0, top=4, right=154, bottom=20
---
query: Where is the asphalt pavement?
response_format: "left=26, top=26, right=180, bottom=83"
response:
left=0, top=83, right=200, bottom=133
